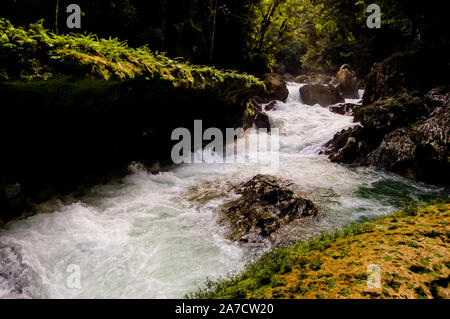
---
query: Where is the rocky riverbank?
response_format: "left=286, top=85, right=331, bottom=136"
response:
left=190, top=200, right=450, bottom=299
left=323, top=53, right=449, bottom=185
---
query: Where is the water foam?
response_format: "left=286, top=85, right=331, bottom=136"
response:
left=0, top=83, right=446, bottom=298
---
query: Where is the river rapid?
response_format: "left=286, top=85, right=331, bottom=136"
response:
left=0, top=83, right=447, bottom=298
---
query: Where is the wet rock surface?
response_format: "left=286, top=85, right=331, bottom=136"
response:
left=324, top=87, right=449, bottom=185
left=331, top=64, right=360, bottom=99
left=329, top=103, right=360, bottom=116
left=264, top=100, right=278, bottom=111
left=254, top=112, right=271, bottom=131
left=299, top=84, right=344, bottom=107
left=220, top=175, right=318, bottom=243
left=256, top=73, right=289, bottom=103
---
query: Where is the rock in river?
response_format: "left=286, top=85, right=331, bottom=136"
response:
left=329, top=103, right=360, bottom=116
left=256, top=73, right=290, bottom=103
left=220, top=175, right=318, bottom=243
left=331, top=64, right=360, bottom=99
left=299, top=84, right=344, bottom=107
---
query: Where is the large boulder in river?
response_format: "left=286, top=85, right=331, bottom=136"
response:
left=256, top=73, right=289, bottom=103
left=322, top=126, right=378, bottom=164
left=299, top=84, right=344, bottom=107
left=332, top=64, right=360, bottom=99
left=221, top=175, right=318, bottom=243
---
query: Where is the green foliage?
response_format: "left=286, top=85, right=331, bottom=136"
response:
left=0, top=19, right=264, bottom=97
left=2, top=0, right=448, bottom=75
left=186, top=247, right=292, bottom=299
left=274, top=41, right=306, bottom=74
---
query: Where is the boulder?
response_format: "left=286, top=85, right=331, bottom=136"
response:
left=256, top=73, right=289, bottom=103
left=366, top=128, right=417, bottom=178
left=332, top=64, right=360, bottom=99
left=299, top=84, right=344, bottom=107
left=364, top=104, right=449, bottom=183
left=324, top=88, right=449, bottom=185
left=242, top=99, right=262, bottom=130
left=323, top=126, right=373, bottom=164
left=220, top=175, right=318, bottom=243
left=354, top=93, right=430, bottom=134
left=281, top=73, right=296, bottom=82
left=329, top=103, right=360, bottom=116
left=324, top=52, right=449, bottom=185
left=264, top=100, right=278, bottom=111
left=254, top=112, right=271, bottom=132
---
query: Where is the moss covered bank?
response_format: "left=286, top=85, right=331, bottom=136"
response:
left=191, top=200, right=450, bottom=299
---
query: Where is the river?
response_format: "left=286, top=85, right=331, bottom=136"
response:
left=0, top=83, right=446, bottom=298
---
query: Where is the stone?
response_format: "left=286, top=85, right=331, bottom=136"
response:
left=329, top=103, right=359, bottom=116
left=220, top=175, right=318, bottom=243
left=256, top=73, right=289, bottom=103
left=324, top=88, right=449, bottom=185
left=332, top=64, right=360, bottom=99
left=254, top=112, right=271, bottom=132
left=299, top=84, right=344, bottom=107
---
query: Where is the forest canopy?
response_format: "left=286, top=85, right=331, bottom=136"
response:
left=2, top=0, right=449, bottom=76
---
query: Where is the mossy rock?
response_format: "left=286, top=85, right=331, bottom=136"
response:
left=220, top=175, right=318, bottom=243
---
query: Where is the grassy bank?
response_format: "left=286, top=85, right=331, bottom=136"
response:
left=191, top=200, right=450, bottom=299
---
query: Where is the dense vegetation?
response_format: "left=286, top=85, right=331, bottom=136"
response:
left=0, top=19, right=263, bottom=94
left=3, top=0, right=448, bottom=75
left=0, top=0, right=448, bottom=300
left=190, top=200, right=450, bottom=299
left=0, top=18, right=264, bottom=224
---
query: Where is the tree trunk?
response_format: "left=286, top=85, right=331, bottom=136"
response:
left=55, top=0, right=60, bottom=34
left=257, top=0, right=282, bottom=53
left=161, top=0, right=167, bottom=50
left=209, top=0, right=218, bottom=64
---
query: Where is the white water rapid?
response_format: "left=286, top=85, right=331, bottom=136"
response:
left=0, top=83, right=446, bottom=298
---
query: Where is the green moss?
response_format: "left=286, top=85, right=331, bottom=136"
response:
left=0, top=19, right=264, bottom=101
left=407, top=241, right=419, bottom=248
left=414, top=286, right=428, bottom=299
left=386, top=279, right=401, bottom=292
left=188, top=199, right=449, bottom=299
left=420, top=258, right=430, bottom=267
left=338, top=288, right=350, bottom=297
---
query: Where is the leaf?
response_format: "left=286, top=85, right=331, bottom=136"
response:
left=1, top=33, right=9, bottom=43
